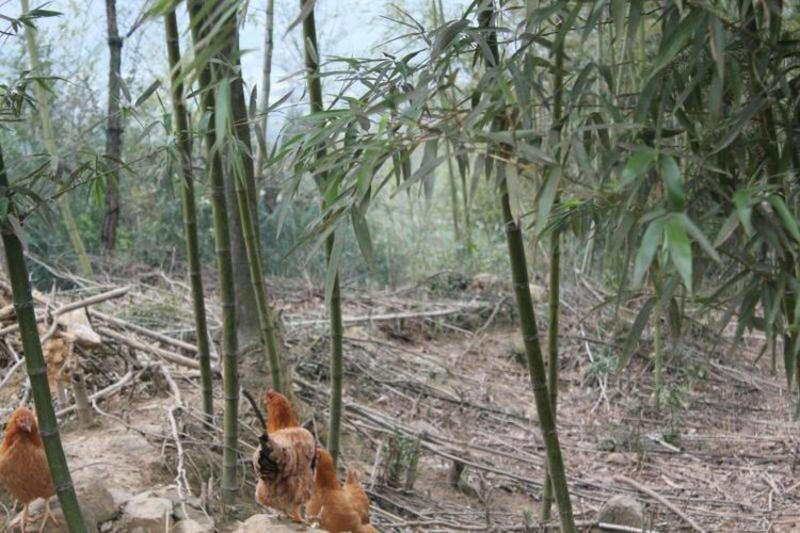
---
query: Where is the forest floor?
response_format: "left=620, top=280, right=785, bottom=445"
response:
left=0, top=265, right=799, bottom=532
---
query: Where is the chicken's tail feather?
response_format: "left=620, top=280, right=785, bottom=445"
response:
left=346, top=468, right=359, bottom=485
left=242, top=389, right=267, bottom=430
left=256, top=434, right=279, bottom=477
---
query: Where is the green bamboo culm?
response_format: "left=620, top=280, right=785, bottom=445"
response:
left=540, top=13, right=566, bottom=523
left=0, top=144, right=88, bottom=533
left=299, top=0, right=344, bottom=466
left=216, top=5, right=284, bottom=393
left=19, top=0, right=92, bottom=278
left=164, top=9, right=214, bottom=421
left=482, top=2, right=575, bottom=531
left=187, top=0, right=240, bottom=504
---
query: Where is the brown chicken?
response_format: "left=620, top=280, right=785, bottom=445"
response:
left=0, top=407, right=58, bottom=531
left=252, top=390, right=316, bottom=522
left=344, top=468, right=374, bottom=531
left=308, top=449, right=377, bottom=533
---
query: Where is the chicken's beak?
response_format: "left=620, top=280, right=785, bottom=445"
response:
left=19, top=418, right=32, bottom=432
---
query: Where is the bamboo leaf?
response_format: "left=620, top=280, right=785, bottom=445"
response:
left=618, top=297, right=656, bottom=370
left=134, top=80, right=162, bottom=107
left=632, top=217, right=664, bottom=287
left=287, top=0, right=318, bottom=34
left=660, top=155, right=684, bottom=211
left=677, top=213, right=721, bottom=263
left=431, top=19, right=469, bottom=57
left=621, top=148, right=655, bottom=186
left=768, top=195, right=800, bottom=244
left=650, top=9, right=706, bottom=77
left=611, top=0, right=627, bottom=43
left=666, top=215, right=693, bottom=292
left=534, top=166, right=562, bottom=239
left=712, top=98, right=766, bottom=154
left=625, top=0, right=644, bottom=52
left=351, top=209, right=374, bottom=264
left=418, top=138, right=439, bottom=202
left=734, top=189, right=754, bottom=236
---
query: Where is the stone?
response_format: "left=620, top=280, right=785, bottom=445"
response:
left=596, top=494, right=645, bottom=529
left=607, top=452, right=632, bottom=466
left=27, top=477, right=117, bottom=533
left=234, top=514, right=325, bottom=533
left=117, top=495, right=173, bottom=532
left=174, top=518, right=214, bottom=533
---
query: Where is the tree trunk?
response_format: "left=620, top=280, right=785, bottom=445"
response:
left=20, top=0, right=93, bottom=277
left=300, top=0, right=345, bottom=467
left=187, top=0, right=240, bottom=504
left=164, top=9, right=214, bottom=422
left=0, top=144, right=88, bottom=532
left=101, top=0, right=123, bottom=253
left=483, top=2, right=575, bottom=530
left=218, top=6, right=285, bottom=393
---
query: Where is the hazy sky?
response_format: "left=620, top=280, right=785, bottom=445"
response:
left=2, top=0, right=465, bottom=113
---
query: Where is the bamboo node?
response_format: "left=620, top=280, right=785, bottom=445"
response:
left=13, top=299, right=35, bottom=310
left=39, top=427, right=59, bottom=438
left=54, top=479, right=75, bottom=492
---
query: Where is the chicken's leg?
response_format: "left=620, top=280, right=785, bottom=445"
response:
left=38, top=498, right=59, bottom=533
left=10, top=504, right=30, bottom=532
left=289, top=505, right=307, bottom=525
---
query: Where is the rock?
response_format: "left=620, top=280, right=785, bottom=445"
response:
left=174, top=518, right=214, bottom=533
left=607, top=452, right=632, bottom=466
left=234, top=514, right=325, bottom=533
left=27, top=478, right=117, bottom=532
left=117, top=495, right=173, bottom=532
left=596, top=494, right=645, bottom=529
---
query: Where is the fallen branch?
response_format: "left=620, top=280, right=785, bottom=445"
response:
left=615, top=475, right=705, bottom=533
left=98, top=326, right=202, bottom=370
left=91, top=310, right=216, bottom=359
left=0, top=286, right=130, bottom=339
left=0, top=358, right=23, bottom=391
left=56, top=369, right=136, bottom=417
left=286, top=304, right=488, bottom=327
left=161, top=365, right=192, bottom=517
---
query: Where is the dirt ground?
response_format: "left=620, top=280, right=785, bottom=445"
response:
left=1, top=275, right=799, bottom=532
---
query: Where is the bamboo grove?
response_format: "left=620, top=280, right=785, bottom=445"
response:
left=0, top=0, right=798, bottom=531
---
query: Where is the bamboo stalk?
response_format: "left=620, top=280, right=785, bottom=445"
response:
left=541, top=12, right=566, bottom=522
left=300, top=0, right=344, bottom=466
left=19, top=0, right=92, bottom=277
left=0, top=143, right=88, bottom=532
left=100, top=0, right=123, bottom=253
left=255, top=0, right=275, bottom=181
left=217, top=9, right=284, bottom=393
left=484, top=3, right=575, bottom=531
left=164, top=8, right=214, bottom=422
left=187, top=0, right=240, bottom=504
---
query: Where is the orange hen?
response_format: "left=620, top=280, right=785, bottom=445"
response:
left=344, top=468, right=375, bottom=531
left=0, top=407, right=58, bottom=531
left=308, top=449, right=377, bottom=533
left=252, top=390, right=316, bottom=522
